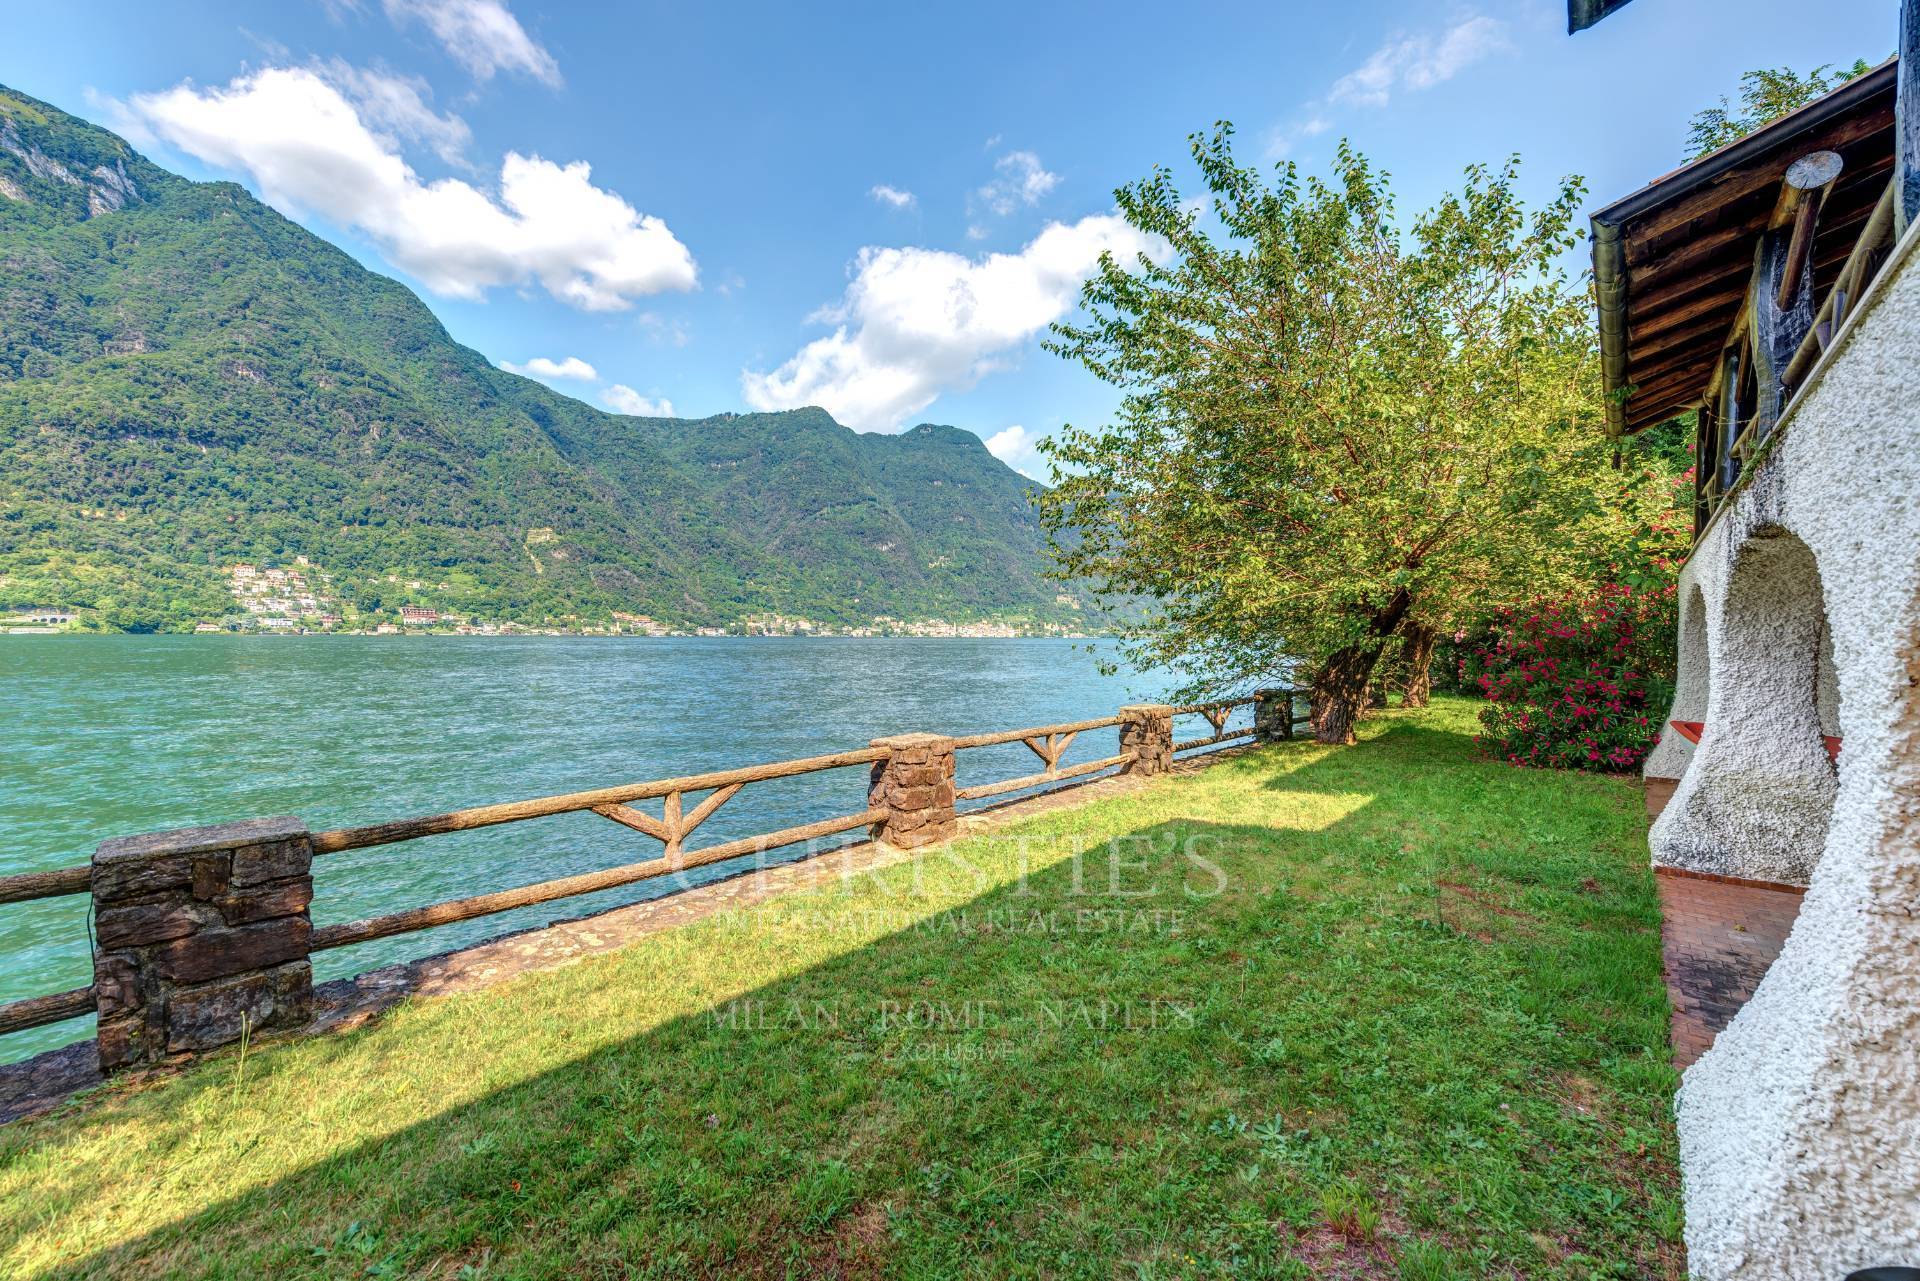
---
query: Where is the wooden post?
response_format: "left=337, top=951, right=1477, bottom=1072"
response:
left=1695, top=405, right=1715, bottom=537
left=1773, top=151, right=1842, bottom=311
left=1117, top=705, right=1175, bottom=776
left=1899, top=0, right=1920, bottom=235
left=91, top=817, right=314, bottom=1072
left=867, top=734, right=957, bottom=850
left=1718, top=347, right=1743, bottom=493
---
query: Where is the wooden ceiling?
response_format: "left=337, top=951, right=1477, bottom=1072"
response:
left=1590, top=61, right=1896, bottom=434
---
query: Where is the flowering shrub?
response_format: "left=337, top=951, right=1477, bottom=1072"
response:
left=1458, top=583, right=1677, bottom=773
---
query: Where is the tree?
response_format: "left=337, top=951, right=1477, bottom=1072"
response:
left=1685, top=61, right=1875, bottom=159
left=1398, top=619, right=1440, bottom=709
left=1040, top=127, right=1626, bottom=744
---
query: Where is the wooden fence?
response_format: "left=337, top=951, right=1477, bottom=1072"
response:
left=0, top=689, right=1307, bottom=1066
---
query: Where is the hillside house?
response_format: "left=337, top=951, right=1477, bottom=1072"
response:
left=1580, top=3, right=1920, bottom=1275
left=399, top=606, right=440, bottom=626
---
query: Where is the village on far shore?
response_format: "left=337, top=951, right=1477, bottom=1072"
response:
left=1, top=559, right=1099, bottom=639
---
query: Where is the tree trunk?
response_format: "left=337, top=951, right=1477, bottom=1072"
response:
left=1309, top=589, right=1415, bottom=745
left=1311, top=645, right=1381, bottom=744
left=1401, top=621, right=1437, bottom=709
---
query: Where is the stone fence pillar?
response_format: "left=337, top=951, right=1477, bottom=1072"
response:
left=1118, top=704, right=1174, bottom=776
left=91, top=816, right=314, bottom=1072
left=1253, top=689, right=1297, bottom=742
left=868, top=734, right=958, bottom=850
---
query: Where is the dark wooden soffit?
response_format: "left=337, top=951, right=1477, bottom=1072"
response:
left=1568, top=0, right=1638, bottom=33
left=1590, top=59, right=1897, bottom=434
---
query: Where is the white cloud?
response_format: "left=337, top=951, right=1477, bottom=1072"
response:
left=1327, top=15, right=1508, bottom=108
left=1265, top=15, right=1507, bottom=161
left=318, top=60, right=471, bottom=166
left=976, top=150, right=1059, bottom=216
left=742, top=213, right=1160, bottom=432
left=870, top=183, right=917, bottom=210
left=131, top=67, right=696, bottom=309
left=602, top=385, right=674, bottom=416
left=983, top=424, right=1046, bottom=479
left=382, top=0, right=562, bottom=86
left=499, top=355, right=597, bottom=380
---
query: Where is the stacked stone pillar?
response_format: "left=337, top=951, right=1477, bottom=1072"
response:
left=868, top=734, right=958, bottom=849
left=1118, top=704, right=1174, bottom=776
left=1253, top=688, right=1298, bottom=742
left=91, top=816, right=314, bottom=1071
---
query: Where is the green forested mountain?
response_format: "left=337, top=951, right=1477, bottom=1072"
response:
left=0, top=85, right=1073, bottom=632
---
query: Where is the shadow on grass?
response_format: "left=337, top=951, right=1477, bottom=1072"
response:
left=11, top=708, right=1679, bottom=1279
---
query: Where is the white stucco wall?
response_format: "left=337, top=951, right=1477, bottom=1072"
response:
left=1643, top=583, right=1708, bottom=782
left=1647, top=226, right=1920, bottom=1278
left=1654, top=528, right=1837, bottom=883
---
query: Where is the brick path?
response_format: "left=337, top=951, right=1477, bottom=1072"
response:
left=1656, top=867, right=1805, bottom=1070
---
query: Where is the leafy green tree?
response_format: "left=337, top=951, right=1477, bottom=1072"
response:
left=1041, top=127, right=1627, bottom=743
left=1685, top=61, right=1875, bottom=159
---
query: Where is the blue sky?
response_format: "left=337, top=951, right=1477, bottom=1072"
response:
left=2, top=0, right=1896, bottom=476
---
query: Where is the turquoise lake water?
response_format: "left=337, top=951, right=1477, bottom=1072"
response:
left=0, top=636, right=1232, bottom=1062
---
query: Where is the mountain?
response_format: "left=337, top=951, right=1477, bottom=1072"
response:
left=0, top=85, right=1078, bottom=633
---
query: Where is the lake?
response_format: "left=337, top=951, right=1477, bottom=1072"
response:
left=0, top=635, right=1209, bottom=1062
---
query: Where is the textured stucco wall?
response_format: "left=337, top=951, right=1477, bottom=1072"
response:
left=1646, top=229, right=1920, bottom=1278
left=1644, top=583, right=1710, bottom=782
left=1653, top=529, right=1837, bottom=883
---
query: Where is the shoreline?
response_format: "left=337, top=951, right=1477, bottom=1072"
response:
left=2, top=629, right=1111, bottom=640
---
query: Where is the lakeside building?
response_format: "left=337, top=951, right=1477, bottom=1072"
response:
left=398, top=606, right=440, bottom=626
left=1580, top=2, right=1920, bottom=1273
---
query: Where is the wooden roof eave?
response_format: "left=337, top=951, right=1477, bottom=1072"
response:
left=1588, top=58, right=1898, bottom=437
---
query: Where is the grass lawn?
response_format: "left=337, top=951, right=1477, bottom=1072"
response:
left=0, top=699, right=1680, bottom=1279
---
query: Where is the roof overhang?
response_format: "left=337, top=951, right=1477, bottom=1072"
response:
left=1589, top=59, right=1897, bottom=435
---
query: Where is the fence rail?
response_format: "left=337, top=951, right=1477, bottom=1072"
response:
left=1170, top=695, right=1263, bottom=753
left=0, top=985, right=94, bottom=1037
left=310, top=744, right=890, bottom=856
left=312, top=807, right=887, bottom=952
left=0, top=864, right=89, bottom=907
left=0, top=689, right=1305, bottom=1067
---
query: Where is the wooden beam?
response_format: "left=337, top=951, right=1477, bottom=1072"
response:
left=1626, top=218, right=1766, bottom=275
left=1719, top=346, right=1745, bottom=492
left=950, top=714, right=1124, bottom=751
left=1630, top=327, right=1740, bottom=388
left=1629, top=307, right=1748, bottom=367
left=1629, top=106, right=1892, bottom=245
left=0, top=985, right=94, bottom=1037
left=1628, top=289, right=1744, bottom=348
left=1774, top=151, right=1843, bottom=309
left=680, top=783, right=743, bottom=841
left=954, top=753, right=1133, bottom=803
left=0, top=864, right=89, bottom=906
left=1785, top=175, right=1899, bottom=389
left=592, top=801, right=671, bottom=843
left=312, top=808, right=888, bottom=952
left=1627, top=364, right=1718, bottom=407
left=311, top=743, right=887, bottom=855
